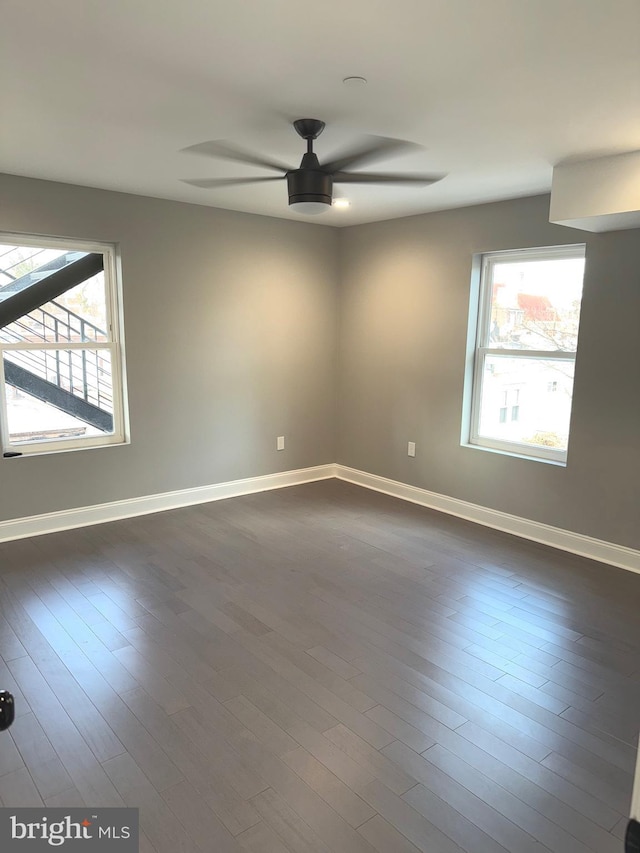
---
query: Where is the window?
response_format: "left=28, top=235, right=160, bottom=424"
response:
left=466, top=244, right=585, bottom=464
left=0, top=234, right=128, bottom=456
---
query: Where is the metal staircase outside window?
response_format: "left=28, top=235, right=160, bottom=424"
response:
left=0, top=236, right=127, bottom=455
left=1, top=300, right=114, bottom=422
left=0, top=247, right=89, bottom=302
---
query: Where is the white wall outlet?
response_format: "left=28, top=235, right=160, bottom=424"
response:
left=277, top=435, right=285, bottom=451
left=408, top=441, right=416, bottom=457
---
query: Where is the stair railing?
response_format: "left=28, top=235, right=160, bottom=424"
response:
left=0, top=300, right=113, bottom=413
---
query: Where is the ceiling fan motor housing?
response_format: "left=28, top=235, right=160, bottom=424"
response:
left=287, top=151, right=333, bottom=208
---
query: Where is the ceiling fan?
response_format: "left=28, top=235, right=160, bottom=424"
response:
left=181, top=119, right=445, bottom=214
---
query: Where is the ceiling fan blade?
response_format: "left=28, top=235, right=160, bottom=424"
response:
left=322, top=136, right=421, bottom=175
left=181, top=140, right=291, bottom=173
left=181, top=176, right=284, bottom=189
left=333, top=171, right=445, bottom=186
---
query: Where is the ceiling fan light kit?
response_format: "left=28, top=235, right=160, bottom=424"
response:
left=182, top=118, right=445, bottom=215
left=289, top=200, right=332, bottom=214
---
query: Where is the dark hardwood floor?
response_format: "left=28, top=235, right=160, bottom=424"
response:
left=0, top=479, right=638, bottom=852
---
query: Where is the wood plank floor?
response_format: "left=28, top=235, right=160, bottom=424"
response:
left=0, top=479, right=638, bottom=853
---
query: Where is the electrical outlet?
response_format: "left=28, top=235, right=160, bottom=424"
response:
left=277, top=435, right=285, bottom=451
left=408, top=441, right=416, bottom=457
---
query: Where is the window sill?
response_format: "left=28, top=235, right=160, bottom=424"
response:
left=461, top=440, right=567, bottom=467
left=2, top=437, right=129, bottom=460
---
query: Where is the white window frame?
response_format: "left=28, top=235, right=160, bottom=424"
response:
left=467, top=243, right=585, bottom=465
left=0, top=232, right=129, bottom=457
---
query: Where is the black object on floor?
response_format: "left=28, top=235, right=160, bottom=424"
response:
left=626, top=819, right=640, bottom=853
left=0, top=690, right=15, bottom=731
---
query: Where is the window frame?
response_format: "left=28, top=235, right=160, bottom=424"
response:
left=0, top=232, right=129, bottom=457
left=467, top=243, right=586, bottom=465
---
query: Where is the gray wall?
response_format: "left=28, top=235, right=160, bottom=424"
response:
left=2, top=178, right=638, bottom=552
left=0, top=174, right=338, bottom=522
left=337, top=195, right=640, bottom=550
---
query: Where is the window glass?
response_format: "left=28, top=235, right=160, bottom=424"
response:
left=477, top=355, right=576, bottom=453
left=487, top=258, right=584, bottom=352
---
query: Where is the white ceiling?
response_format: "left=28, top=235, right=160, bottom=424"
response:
left=2, top=0, right=639, bottom=227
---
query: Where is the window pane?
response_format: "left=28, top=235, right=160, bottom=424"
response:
left=0, top=266, right=107, bottom=345
left=4, top=384, right=106, bottom=444
left=4, top=350, right=115, bottom=445
left=477, top=355, right=575, bottom=452
left=487, top=256, right=585, bottom=352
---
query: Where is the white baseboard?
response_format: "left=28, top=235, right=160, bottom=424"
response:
left=336, top=465, right=640, bottom=575
left=0, top=464, right=337, bottom=544
left=2, top=461, right=638, bottom=575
